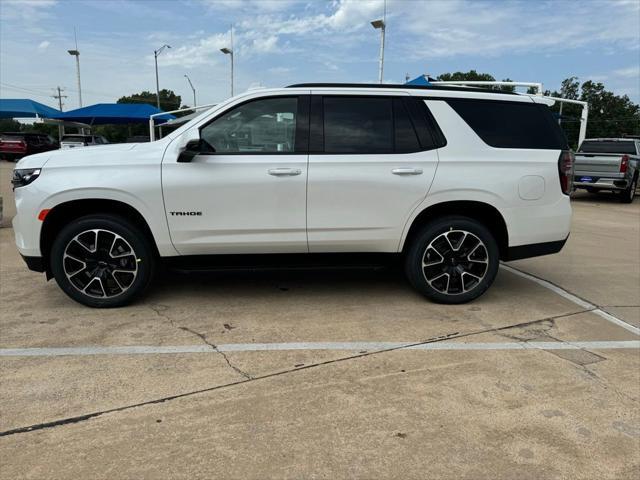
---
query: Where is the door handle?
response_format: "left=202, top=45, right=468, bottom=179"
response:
left=268, top=168, right=302, bottom=176
left=392, top=168, right=423, bottom=175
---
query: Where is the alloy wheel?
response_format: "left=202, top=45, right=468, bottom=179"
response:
left=421, top=229, right=489, bottom=295
left=62, top=229, right=139, bottom=298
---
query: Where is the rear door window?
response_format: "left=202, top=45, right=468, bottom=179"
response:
left=446, top=99, right=567, bottom=149
left=393, top=98, right=421, bottom=153
left=323, top=97, right=393, bottom=154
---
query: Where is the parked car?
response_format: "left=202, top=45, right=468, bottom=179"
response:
left=60, top=134, right=109, bottom=149
left=0, top=132, right=58, bottom=161
left=574, top=138, right=639, bottom=203
left=12, top=83, right=573, bottom=307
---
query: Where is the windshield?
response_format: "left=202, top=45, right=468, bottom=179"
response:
left=578, top=141, right=637, bottom=154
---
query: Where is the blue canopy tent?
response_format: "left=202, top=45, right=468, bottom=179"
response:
left=52, top=103, right=175, bottom=125
left=0, top=99, right=62, bottom=119
left=405, top=75, right=434, bottom=86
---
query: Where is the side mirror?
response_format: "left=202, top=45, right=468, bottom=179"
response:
left=177, top=139, right=203, bottom=163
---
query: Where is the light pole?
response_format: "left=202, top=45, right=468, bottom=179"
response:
left=371, top=19, right=386, bottom=84
left=184, top=74, right=196, bottom=107
left=154, top=44, right=171, bottom=109
left=220, top=26, right=234, bottom=97
left=67, top=29, right=82, bottom=107
left=371, top=0, right=386, bottom=84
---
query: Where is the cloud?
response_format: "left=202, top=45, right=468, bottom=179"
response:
left=613, top=66, right=640, bottom=78
left=37, top=40, right=50, bottom=51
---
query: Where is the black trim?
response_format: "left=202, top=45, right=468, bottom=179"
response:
left=21, top=255, right=45, bottom=273
left=286, top=83, right=519, bottom=95
left=162, top=253, right=400, bottom=272
left=309, top=94, right=324, bottom=153
left=503, top=237, right=568, bottom=261
left=294, top=95, right=310, bottom=153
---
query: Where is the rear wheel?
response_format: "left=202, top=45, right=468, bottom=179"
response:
left=50, top=214, right=155, bottom=307
left=405, top=216, right=499, bottom=304
left=619, top=175, right=638, bottom=203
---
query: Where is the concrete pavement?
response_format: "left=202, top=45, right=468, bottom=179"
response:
left=0, top=160, right=638, bottom=479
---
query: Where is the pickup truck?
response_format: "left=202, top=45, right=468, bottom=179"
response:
left=574, top=138, right=639, bottom=203
left=60, top=134, right=109, bottom=150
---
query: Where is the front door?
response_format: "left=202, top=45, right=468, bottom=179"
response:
left=162, top=95, right=310, bottom=255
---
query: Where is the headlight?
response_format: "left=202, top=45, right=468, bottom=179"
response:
left=11, top=168, right=41, bottom=190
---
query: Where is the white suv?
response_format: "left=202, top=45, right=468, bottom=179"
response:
left=11, top=83, right=573, bottom=307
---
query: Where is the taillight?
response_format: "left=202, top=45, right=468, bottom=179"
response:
left=558, top=150, right=574, bottom=195
left=620, top=155, right=629, bottom=173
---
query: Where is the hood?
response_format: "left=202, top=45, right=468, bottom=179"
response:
left=16, top=143, right=140, bottom=169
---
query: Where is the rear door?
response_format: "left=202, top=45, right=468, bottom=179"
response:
left=306, top=94, right=441, bottom=252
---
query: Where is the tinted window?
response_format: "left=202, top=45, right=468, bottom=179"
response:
left=393, top=98, right=420, bottom=152
left=323, top=97, right=393, bottom=153
left=201, top=97, right=297, bottom=153
left=447, top=99, right=567, bottom=149
left=578, top=141, right=637, bottom=154
left=62, top=136, right=88, bottom=143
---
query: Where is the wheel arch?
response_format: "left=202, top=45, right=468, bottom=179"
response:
left=40, top=199, right=160, bottom=275
left=400, top=200, right=509, bottom=259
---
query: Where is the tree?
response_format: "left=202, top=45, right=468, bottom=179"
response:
left=117, top=89, right=182, bottom=113
left=437, top=70, right=514, bottom=92
left=546, top=78, right=640, bottom=147
left=0, top=119, right=22, bottom=132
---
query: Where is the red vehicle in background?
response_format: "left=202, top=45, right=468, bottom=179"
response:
left=0, top=132, right=58, bottom=161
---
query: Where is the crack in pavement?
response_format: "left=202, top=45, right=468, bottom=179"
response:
left=0, top=309, right=597, bottom=438
left=148, top=304, right=252, bottom=380
left=179, top=326, right=253, bottom=380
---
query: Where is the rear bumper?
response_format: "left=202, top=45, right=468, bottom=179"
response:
left=573, top=173, right=630, bottom=190
left=503, top=236, right=568, bottom=261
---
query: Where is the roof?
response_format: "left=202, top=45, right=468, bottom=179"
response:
left=286, top=82, right=518, bottom=95
left=52, top=103, right=175, bottom=125
left=0, top=99, right=62, bottom=119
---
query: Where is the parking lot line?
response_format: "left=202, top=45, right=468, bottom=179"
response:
left=0, top=340, right=638, bottom=357
left=500, top=264, right=640, bottom=335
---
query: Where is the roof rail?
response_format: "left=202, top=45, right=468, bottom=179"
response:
left=286, top=83, right=518, bottom=95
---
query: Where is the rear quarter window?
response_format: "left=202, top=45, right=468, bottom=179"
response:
left=446, top=99, right=568, bottom=150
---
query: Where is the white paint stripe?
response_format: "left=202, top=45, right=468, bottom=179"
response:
left=0, top=341, right=637, bottom=357
left=500, top=264, right=640, bottom=335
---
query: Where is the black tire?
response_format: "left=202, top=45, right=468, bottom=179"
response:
left=50, top=214, right=156, bottom=308
left=404, top=216, right=499, bottom=304
left=619, top=175, right=638, bottom=204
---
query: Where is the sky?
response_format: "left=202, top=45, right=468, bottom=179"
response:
left=1, top=0, right=639, bottom=111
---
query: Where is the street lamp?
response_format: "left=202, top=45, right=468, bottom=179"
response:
left=220, top=47, right=234, bottom=97
left=67, top=49, right=82, bottom=107
left=220, top=26, right=235, bottom=97
left=371, top=19, right=386, bottom=84
left=184, top=74, right=196, bottom=107
left=154, top=44, right=171, bottom=109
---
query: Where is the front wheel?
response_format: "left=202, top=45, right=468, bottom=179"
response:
left=404, top=216, right=500, bottom=304
left=50, top=214, right=156, bottom=308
